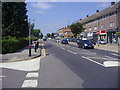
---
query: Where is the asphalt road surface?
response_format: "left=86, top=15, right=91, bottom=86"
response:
left=38, top=40, right=119, bottom=88
left=1, top=39, right=119, bottom=88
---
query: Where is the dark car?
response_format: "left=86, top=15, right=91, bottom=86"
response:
left=70, top=38, right=77, bottom=42
left=78, top=39, right=94, bottom=49
left=61, top=39, right=69, bottom=44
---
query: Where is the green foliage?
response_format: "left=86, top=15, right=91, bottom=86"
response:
left=31, top=37, right=38, bottom=41
left=39, top=33, right=43, bottom=39
left=69, top=22, right=85, bottom=38
left=31, top=29, right=40, bottom=37
left=2, top=36, right=29, bottom=54
left=51, top=33, right=55, bottom=38
left=46, top=33, right=51, bottom=37
left=2, top=2, right=29, bottom=37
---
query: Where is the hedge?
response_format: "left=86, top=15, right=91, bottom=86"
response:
left=1, top=36, right=39, bottom=54
left=2, top=36, right=27, bottom=54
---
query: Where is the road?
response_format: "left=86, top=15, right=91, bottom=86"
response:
left=1, top=39, right=119, bottom=88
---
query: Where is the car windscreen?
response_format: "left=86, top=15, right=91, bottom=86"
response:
left=82, top=40, right=92, bottom=44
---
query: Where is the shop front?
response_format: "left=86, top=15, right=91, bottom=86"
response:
left=96, top=30, right=107, bottom=41
left=106, top=28, right=118, bottom=44
left=99, top=30, right=107, bottom=40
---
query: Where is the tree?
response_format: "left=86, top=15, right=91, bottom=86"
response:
left=39, top=33, right=43, bottom=39
left=31, top=29, right=40, bottom=37
left=51, top=33, right=55, bottom=38
left=2, top=2, right=29, bottom=37
left=46, top=33, right=51, bottom=37
left=69, top=22, right=85, bottom=38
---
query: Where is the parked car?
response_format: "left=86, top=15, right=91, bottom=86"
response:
left=78, top=39, right=94, bottom=49
left=65, top=38, right=71, bottom=42
left=97, top=39, right=107, bottom=44
left=70, top=38, right=77, bottom=42
left=61, top=39, right=69, bottom=44
left=55, top=39, right=61, bottom=43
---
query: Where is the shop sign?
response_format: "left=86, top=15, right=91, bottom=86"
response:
left=101, top=30, right=106, bottom=33
left=96, top=31, right=100, bottom=35
left=116, top=32, right=120, bottom=34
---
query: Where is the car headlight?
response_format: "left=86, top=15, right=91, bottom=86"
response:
left=84, top=44, right=87, bottom=46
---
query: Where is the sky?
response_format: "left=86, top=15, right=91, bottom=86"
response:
left=26, top=1, right=117, bottom=35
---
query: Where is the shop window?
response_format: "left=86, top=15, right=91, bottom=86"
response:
left=101, top=24, right=105, bottom=28
left=89, top=27, right=92, bottom=31
left=94, top=26, right=97, bottom=30
left=110, top=22, right=115, bottom=27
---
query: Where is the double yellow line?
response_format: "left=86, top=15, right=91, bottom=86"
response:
left=40, top=48, right=46, bottom=59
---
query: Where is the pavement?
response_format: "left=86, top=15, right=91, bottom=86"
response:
left=0, top=43, right=42, bottom=63
left=69, top=42, right=119, bottom=53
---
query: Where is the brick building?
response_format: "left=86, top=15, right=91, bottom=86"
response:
left=56, top=27, right=73, bottom=38
left=79, top=2, right=119, bottom=44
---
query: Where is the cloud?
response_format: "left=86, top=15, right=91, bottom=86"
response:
left=97, top=2, right=111, bottom=8
left=31, top=2, right=53, bottom=10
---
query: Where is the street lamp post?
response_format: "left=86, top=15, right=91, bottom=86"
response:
left=28, top=19, right=35, bottom=56
left=29, top=19, right=31, bottom=56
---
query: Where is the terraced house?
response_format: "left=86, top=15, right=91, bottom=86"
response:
left=79, top=2, right=120, bottom=44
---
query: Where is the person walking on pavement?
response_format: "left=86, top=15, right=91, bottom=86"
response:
left=34, top=41, right=39, bottom=52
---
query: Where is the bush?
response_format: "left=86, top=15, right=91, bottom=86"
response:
left=31, top=37, right=38, bottom=41
left=2, top=36, right=29, bottom=54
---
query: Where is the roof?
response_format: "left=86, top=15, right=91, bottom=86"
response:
left=79, top=2, right=118, bottom=24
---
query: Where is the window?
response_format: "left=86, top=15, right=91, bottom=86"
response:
left=101, top=24, right=105, bottom=28
left=89, top=27, right=92, bottom=31
left=110, top=22, right=115, bottom=27
left=94, top=26, right=97, bottom=30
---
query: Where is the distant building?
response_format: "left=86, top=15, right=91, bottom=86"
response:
left=79, top=2, right=119, bottom=44
left=56, top=27, right=73, bottom=38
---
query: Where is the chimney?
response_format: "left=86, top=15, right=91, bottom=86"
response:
left=111, top=2, right=115, bottom=6
left=86, top=15, right=89, bottom=17
left=96, top=10, right=99, bottom=13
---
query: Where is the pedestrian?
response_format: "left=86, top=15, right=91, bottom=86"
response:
left=34, top=41, right=39, bottom=52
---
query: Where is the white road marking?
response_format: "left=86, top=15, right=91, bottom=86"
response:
left=67, top=50, right=76, bottom=55
left=22, top=80, right=38, bottom=87
left=82, top=50, right=90, bottom=52
left=111, top=53, right=119, bottom=56
left=103, top=61, right=120, bottom=67
left=26, top=73, right=39, bottom=78
left=87, top=56, right=118, bottom=60
left=82, top=56, right=105, bottom=67
left=0, top=76, right=6, bottom=78
left=104, top=55, right=118, bottom=60
left=0, top=57, right=40, bottom=71
left=78, top=52, right=96, bottom=55
left=61, top=47, right=65, bottom=50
